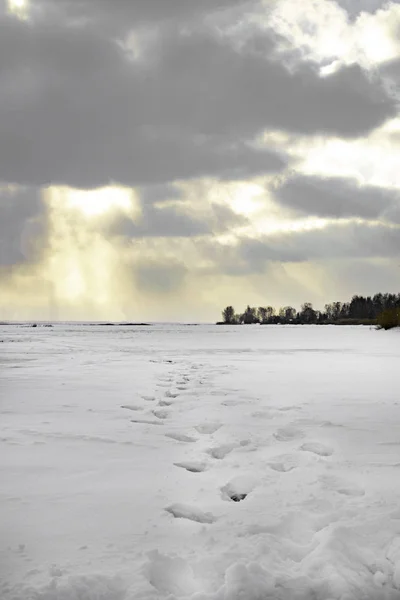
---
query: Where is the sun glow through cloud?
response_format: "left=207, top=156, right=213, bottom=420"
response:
left=36, top=186, right=136, bottom=318
left=7, top=0, right=29, bottom=19
left=64, top=186, right=136, bottom=218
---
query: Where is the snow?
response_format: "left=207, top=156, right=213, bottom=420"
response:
left=1, top=323, right=400, bottom=599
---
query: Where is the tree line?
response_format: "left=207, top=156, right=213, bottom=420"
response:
left=218, top=293, right=400, bottom=328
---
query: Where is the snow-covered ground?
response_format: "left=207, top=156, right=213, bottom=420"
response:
left=1, top=323, right=400, bottom=600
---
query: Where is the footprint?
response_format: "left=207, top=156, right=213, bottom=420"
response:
left=221, top=399, right=246, bottom=407
left=268, top=454, right=299, bottom=472
left=131, top=418, right=163, bottom=426
left=300, top=442, right=333, bottom=456
left=165, top=432, right=197, bottom=443
left=173, top=461, right=208, bottom=473
left=319, top=421, right=344, bottom=428
left=337, top=486, right=365, bottom=497
left=165, top=391, right=179, bottom=399
left=319, top=475, right=365, bottom=497
left=274, top=427, right=304, bottom=442
left=207, top=443, right=236, bottom=460
left=121, top=405, right=142, bottom=412
left=152, top=409, right=169, bottom=420
left=252, top=411, right=274, bottom=419
left=221, top=475, right=257, bottom=503
left=145, top=551, right=199, bottom=596
left=165, top=504, right=216, bottom=524
left=158, top=399, right=174, bottom=407
left=176, top=386, right=187, bottom=391
left=142, top=395, right=156, bottom=402
left=195, top=423, right=222, bottom=435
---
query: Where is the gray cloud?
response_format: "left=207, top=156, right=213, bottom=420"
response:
left=0, top=13, right=395, bottom=189
left=120, top=205, right=211, bottom=238
left=29, top=0, right=252, bottom=32
left=139, top=184, right=184, bottom=205
left=110, top=200, right=247, bottom=238
left=241, top=223, right=400, bottom=263
left=272, top=174, right=400, bottom=223
left=211, top=203, right=249, bottom=232
left=202, top=221, right=400, bottom=275
left=134, top=260, right=187, bottom=294
left=0, top=187, right=47, bottom=266
left=335, top=0, right=399, bottom=19
left=380, top=56, right=400, bottom=102
left=323, top=258, right=400, bottom=298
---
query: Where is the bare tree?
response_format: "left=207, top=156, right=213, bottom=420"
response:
left=222, top=306, right=236, bottom=324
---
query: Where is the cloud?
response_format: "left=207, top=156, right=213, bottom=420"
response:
left=30, top=0, right=252, bottom=32
left=111, top=205, right=211, bottom=239
left=139, top=184, right=184, bottom=205
left=0, top=13, right=395, bottom=189
left=335, top=0, right=400, bottom=19
left=202, top=221, right=400, bottom=275
left=1, top=0, right=399, bottom=320
left=211, top=202, right=249, bottom=232
left=320, top=257, right=400, bottom=298
left=134, top=259, right=188, bottom=295
left=109, top=196, right=248, bottom=238
left=380, top=55, right=400, bottom=95
left=272, top=174, right=400, bottom=222
left=0, top=186, right=47, bottom=265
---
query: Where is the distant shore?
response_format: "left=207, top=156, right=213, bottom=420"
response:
left=216, top=319, right=377, bottom=326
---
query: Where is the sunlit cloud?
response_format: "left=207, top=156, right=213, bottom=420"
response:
left=7, top=0, right=29, bottom=20
left=269, top=0, right=400, bottom=69
left=62, top=185, right=139, bottom=219
left=219, top=182, right=265, bottom=217
left=293, top=120, right=400, bottom=189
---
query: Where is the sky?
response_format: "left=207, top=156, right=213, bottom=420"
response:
left=0, top=0, right=399, bottom=322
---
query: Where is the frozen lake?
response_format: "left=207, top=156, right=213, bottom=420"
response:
left=1, top=324, right=400, bottom=599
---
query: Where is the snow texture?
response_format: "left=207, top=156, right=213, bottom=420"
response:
left=1, top=323, right=400, bottom=599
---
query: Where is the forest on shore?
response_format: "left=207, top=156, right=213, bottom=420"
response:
left=218, top=293, right=400, bottom=329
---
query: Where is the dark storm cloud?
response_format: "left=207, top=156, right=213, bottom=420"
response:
left=0, top=187, right=47, bottom=266
left=134, top=260, right=188, bottom=294
left=202, top=221, right=400, bottom=275
left=0, top=12, right=395, bottom=189
left=273, top=175, right=400, bottom=223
